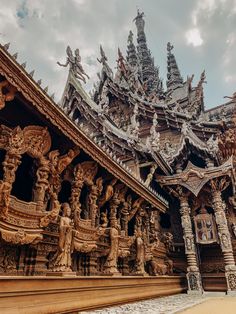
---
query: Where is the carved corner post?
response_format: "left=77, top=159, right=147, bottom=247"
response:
left=210, top=178, right=236, bottom=294
left=0, top=152, right=21, bottom=218
left=177, top=187, right=203, bottom=294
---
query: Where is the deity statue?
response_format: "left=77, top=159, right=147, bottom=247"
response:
left=97, top=45, right=113, bottom=79
left=104, top=220, right=121, bottom=275
left=100, top=211, right=108, bottom=228
left=51, top=203, right=74, bottom=273
left=144, top=164, right=157, bottom=187
left=120, top=195, right=132, bottom=235
left=135, top=228, right=146, bottom=275
left=57, top=46, right=89, bottom=83
left=98, top=178, right=117, bottom=208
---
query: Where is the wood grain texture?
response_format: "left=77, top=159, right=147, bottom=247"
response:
left=0, top=275, right=186, bottom=313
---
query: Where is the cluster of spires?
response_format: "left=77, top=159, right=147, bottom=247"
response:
left=2, top=42, right=56, bottom=101
left=125, top=10, right=183, bottom=98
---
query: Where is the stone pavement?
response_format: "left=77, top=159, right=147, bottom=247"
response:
left=82, top=293, right=211, bottom=314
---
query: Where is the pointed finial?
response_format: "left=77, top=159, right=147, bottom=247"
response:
left=3, top=42, right=10, bottom=50
left=128, top=30, right=133, bottom=44
left=44, top=86, right=48, bottom=93
left=51, top=93, right=55, bottom=100
left=167, top=42, right=174, bottom=53
left=37, top=79, right=42, bottom=85
left=29, top=70, right=35, bottom=77
left=21, top=62, right=27, bottom=68
left=12, top=53, right=18, bottom=59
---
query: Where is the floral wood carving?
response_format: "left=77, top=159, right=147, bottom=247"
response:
left=0, top=228, right=42, bottom=245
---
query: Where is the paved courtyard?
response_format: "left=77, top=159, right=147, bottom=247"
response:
left=82, top=292, right=236, bottom=314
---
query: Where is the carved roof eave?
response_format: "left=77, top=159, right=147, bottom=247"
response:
left=162, top=131, right=216, bottom=165
left=0, top=45, right=167, bottom=212
left=157, top=157, right=234, bottom=197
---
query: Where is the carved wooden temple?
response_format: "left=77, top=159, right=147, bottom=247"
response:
left=0, top=10, right=236, bottom=313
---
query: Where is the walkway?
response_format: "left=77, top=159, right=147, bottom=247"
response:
left=82, top=293, right=235, bottom=314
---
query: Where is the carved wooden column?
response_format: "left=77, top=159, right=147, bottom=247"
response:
left=104, top=195, right=121, bottom=276
left=178, top=189, right=203, bottom=294
left=0, top=152, right=21, bottom=218
left=33, top=157, right=50, bottom=211
left=210, top=178, right=236, bottom=294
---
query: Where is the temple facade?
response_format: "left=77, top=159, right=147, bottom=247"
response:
left=0, top=10, right=236, bottom=313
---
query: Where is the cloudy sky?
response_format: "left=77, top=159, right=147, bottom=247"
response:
left=0, top=0, right=236, bottom=109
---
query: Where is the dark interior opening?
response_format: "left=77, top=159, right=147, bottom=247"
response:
left=11, top=154, right=35, bottom=202
left=128, top=216, right=135, bottom=236
left=160, top=213, right=171, bottom=229
left=58, top=180, right=72, bottom=204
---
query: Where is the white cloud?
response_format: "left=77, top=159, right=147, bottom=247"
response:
left=224, top=74, right=236, bottom=83
left=185, top=28, right=203, bottom=47
left=0, top=0, right=235, bottom=107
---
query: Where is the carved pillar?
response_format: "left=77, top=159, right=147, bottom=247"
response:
left=33, top=158, right=50, bottom=211
left=210, top=178, right=236, bottom=293
left=179, top=193, right=203, bottom=294
left=104, top=196, right=121, bottom=276
left=0, top=152, right=21, bottom=218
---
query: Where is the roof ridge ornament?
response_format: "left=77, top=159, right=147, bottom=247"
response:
left=97, top=45, right=113, bottom=79
left=166, top=42, right=183, bottom=94
left=57, top=46, right=89, bottom=84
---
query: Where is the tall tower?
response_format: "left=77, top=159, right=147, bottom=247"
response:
left=166, top=42, right=183, bottom=94
left=126, top=30, right=138, bottom=68
left=133, top=10, right=162, bottom=96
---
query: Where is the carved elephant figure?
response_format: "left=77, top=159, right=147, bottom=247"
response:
left=148, top=260, right=168, bottom=276
left=164, top=258, right=173, bottom=274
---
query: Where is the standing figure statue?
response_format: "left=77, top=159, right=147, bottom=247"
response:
left=51, top=203, right=74, bottom=273
left=57, top=46, right=89, bottom=83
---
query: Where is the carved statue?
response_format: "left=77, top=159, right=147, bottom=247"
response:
left=86, top=177, right=103, bottom=225
left=135, top=228, right=146, bottom=275
left=0, top=181, right=11, bottom=218
left=51, top=203, right=74, bottom=273
left=98, top=178, right=117, bottom=208
left=148, top=259, right=173, bottom=276
left=33, top=157, right=50, bottom=210
left=120, top=195, right=132, bottom=235
left=0, top=80, right=16, bottom=110
left=163, top=232, right=173, bottom=252
left=99, top=83, right=109, bottom=113
left=57, top=46, right=89, bottom=83
left=104, top=220, right=121, bottom=275
left=100, top=211, right=108, bottom=228
left=144, top=164, right=157, bottom=187
left=97, top=45, right=113, bottom=79
left=48, top=147, right=80, bottom=195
